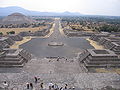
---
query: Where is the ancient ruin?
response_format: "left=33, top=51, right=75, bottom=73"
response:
left=0, top=48, right=31, bottom=67
left=0, top=37, right=14, bottom=48
left=90, top=33, right=110, bottom=42
left=79, top=49, right=120, bottom=68
left=9, top=34, right=23, bottom=41
left=0, top=13, right=35, bottom=25
left=48, top=42, right=64, bottom=46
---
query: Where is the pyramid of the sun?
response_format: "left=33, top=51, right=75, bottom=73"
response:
left=0, top=13, right=35, bottom=25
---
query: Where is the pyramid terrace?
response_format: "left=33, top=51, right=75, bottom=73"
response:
left=79, top=49, right=120, bottom=69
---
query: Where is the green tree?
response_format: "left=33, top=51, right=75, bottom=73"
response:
left=0, top=32, right=3, bottom=35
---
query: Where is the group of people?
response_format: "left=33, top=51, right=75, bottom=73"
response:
left=25, top=76, right=75, bottom=90
left=26, top=82, right=33, bottom=89
left=48, top=82, right=75, bottom=90
left=2, top=81, right=9, bottom=89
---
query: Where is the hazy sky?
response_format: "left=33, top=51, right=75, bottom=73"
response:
left=0, top=0, right=120, bottom=16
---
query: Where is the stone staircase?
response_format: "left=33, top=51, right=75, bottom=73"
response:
left=1, top=73, right=119, bottom=90
left=78, top=49, right=120, bottom=68
left=9, top=34, right=23, bottom=41
left=0, top=48, right=31, bottom=67
left=0, top=37, right=14, bottom=48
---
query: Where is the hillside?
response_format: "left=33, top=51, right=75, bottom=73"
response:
left=0, top=6, right=82, bottom=16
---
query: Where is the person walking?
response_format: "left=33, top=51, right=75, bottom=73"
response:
left=64, top=84, right=68, bottom=89
left=26, top=83, right=29, bottom=89
left=54, top=83, right=59, bottom=90
left=40, top=83, right=44, bottom=89
left=48, top=81, right=54, bottom=90
left=34, top=76, right=38, bottom=83
left=72, top=86, right=75, bottom=90
left=60, top=87, right=63, bottom=90
left=30, top=83, right=33, bottom=89
left=3, top=81, right=9, bottom=90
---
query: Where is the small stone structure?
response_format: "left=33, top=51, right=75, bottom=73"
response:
left=19, top=24, right=52, bottom=37
left=90, top=34, right=120, bottom=55
left=19, top=29, right=50, bottom=37
left=19, top=31, right=33, bottom=37
left=90, top=33, right=110, bottom=42
left=0, top=48, right=31, bottom=67
left=99, top=37, right=120, bottom=45
left=48, top=42, right=64, bottom=46
left=63, top=29, right=94, bottom=37
left=9, top=34, right=23, bottom=41
left=79, top=49, right=120, bottom=68
left=111, top=42, right=120, bottom=54
left=34, top=28, right=50, bottom=36
left=0, top=37, right=14, bottom=48
left=98, top=37, right=120, bottom=54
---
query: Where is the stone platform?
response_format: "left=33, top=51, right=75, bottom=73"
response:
left=98, top=37, right=120, bottom=54
left=90, top=33, right=109, bottom=42
left=90, top=35, right=120, bottom=55
left=9, top=34, right=23, bottom=41
left=0, top=48, right=31, bottom=67
left=48, top=42, right=64, bottom=46
left=79, top=49, right=120, bottom=68
left=0, top=37, right=14, bottom=48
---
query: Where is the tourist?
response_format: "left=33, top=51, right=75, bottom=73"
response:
left=34, top=76, right=38, bottom=83
left=40, top=82, right=44, bottom=89
left=72, top=86, right=75, bottom=90
left=57, top=56, right=60, bottom=61
left=66, top=58, right=67, bottom=61
left=26, top=82, right=29, bottom=89
left=64, top=84, right=68, bottom=89
left=30, top=83, right=33, bottom=89
left=60, top=87, right=64, bottom=90
left=54, top=83, right=59, bottom=90
left=48, top=81, right=54, bottom=90
left=3, top=81, right=9, bottom=89
left=57, top=58, right=59, bottom=61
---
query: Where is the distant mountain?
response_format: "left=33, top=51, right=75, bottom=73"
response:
left=0, top=6, right=82, bottom=16
left=0, top=13, right=35, bottom=25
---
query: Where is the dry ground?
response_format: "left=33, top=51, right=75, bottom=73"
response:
left=95, top=68, right=120, bottom=74
left=86, top=38, right=104, bottom=49
left=0, top=26, right=47, bottom=35
left=10, top=23, right=55, bottom=49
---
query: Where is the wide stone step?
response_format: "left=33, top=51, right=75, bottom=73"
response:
left=2, top=57, right=23, bottom=61
left=0, top=63, right=24, bottom=67
left=87, top=56, right=119, bottom=61
left=0, top=58, right=25, bottom=65
left=85, top=59, right=120, bottom=64
left=84, top=61, right=120, bottom=68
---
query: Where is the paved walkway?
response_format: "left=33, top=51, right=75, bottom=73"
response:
left=0, top=58, right=120, bottom=90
